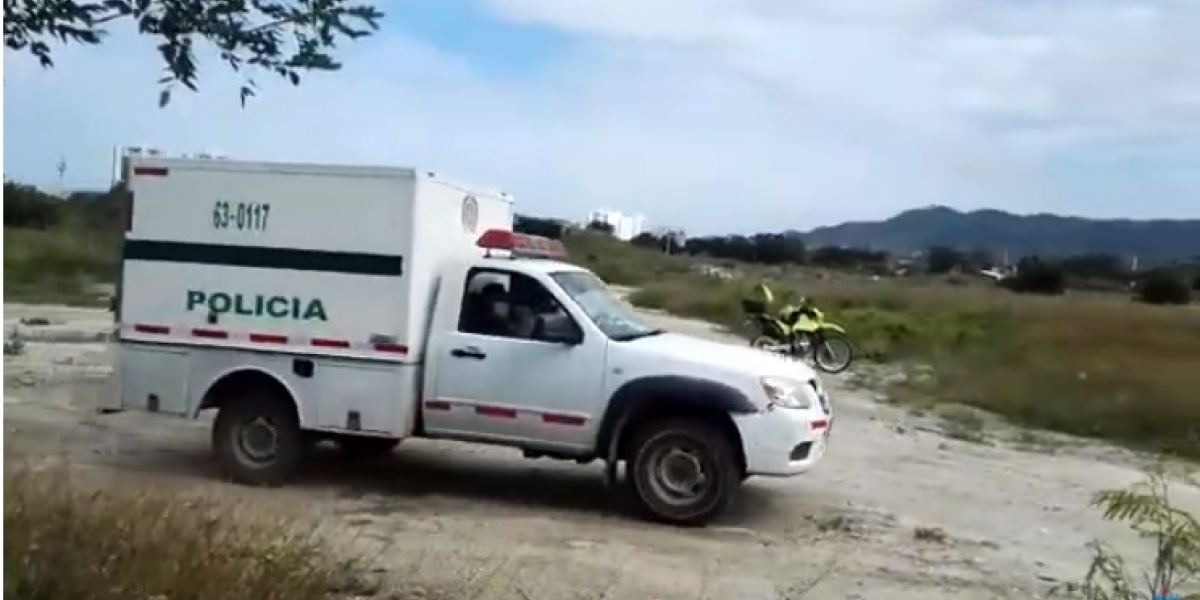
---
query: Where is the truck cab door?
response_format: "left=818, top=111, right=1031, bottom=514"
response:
left=425, top=267, right=606, bottom=453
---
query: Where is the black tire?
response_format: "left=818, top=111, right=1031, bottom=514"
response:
left=812, top=332, right=854, bottom=374
left=211, top=389, right=304, bottom=486
left=626, top=418, right=742, bottom=526
left=334, top=435, right=400, bottom=460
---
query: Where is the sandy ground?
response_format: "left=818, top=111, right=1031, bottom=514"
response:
left=4, top=301, right=1198, bottom=600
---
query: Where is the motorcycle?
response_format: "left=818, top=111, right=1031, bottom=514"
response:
left=741, top=296, right=855, bottom=374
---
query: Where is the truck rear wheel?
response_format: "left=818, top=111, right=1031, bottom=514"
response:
left=627, top=418, right=742, bottom=526
left=212, top=390, right=303, bottom=486
left=334, top=435, right=400, bottom=460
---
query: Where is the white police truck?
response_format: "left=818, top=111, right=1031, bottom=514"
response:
left=110, top=156, right=833, bottom=525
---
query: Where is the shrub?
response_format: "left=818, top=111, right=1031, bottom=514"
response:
left=1137, top=270, right=1193, bottom=305
left=4, top=464, right=370, bottom=600
left=1055, top=466, right=1199, bottom=600
left=1003, top=257, right=1066, bottom=295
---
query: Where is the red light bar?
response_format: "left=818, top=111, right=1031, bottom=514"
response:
left=476, top=229, right=568, bottom=260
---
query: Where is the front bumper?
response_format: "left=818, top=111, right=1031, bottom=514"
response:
left=734, top=398, right=831, bottom=477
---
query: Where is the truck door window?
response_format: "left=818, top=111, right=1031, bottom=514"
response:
left=459, top=269, right=576, bottom=342
left=551, top=270, right=660, bottom=341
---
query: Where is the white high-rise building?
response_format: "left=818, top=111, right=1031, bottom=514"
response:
left=586, top=209, right=646, bottom=241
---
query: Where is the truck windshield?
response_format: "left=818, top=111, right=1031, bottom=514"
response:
left=550, top=271, right=663, bottom=341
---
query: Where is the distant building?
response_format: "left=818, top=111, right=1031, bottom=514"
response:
left=586, top=209, right=646, bottom=241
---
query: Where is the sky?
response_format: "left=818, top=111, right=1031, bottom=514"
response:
left=5, top=0, right=1200, bottom=234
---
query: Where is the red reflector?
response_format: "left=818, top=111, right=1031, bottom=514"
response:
left=475, top=405, right=518, bottom=419
left=311, top=338, right=350, bottom=348
left=542, top=413, right=586, bottom=426
left=374, top=343, right=408, bottom=354
left=249, top=333, right=288, bottom=344
left=133, top=166, right=169, bottom=177
left=133, top=323, right=169, bottom=335
left=810, top=419, right=829, bottom=430
left=192, top=328, right=228, bottom=339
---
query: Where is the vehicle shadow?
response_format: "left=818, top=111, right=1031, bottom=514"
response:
left=296, top=442, right=784, bottom=526
left=106, top=430, right=784, bottom=528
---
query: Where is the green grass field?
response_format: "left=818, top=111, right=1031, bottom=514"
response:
left=563, top=232, right=1200, bottom=459
left=4, top=227, right=118, bottom=306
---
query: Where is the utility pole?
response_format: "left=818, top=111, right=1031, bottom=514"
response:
left=55, top=156, right=67, bottom=194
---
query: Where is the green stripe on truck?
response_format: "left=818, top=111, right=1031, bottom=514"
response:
left=123, top=240, right=405, bottom=276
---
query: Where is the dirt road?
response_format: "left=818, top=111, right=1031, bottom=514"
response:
left=5, top=302, right=1197, bottom=600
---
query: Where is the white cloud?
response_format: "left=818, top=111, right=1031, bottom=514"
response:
left=6, top=0, right=1200, bottom=233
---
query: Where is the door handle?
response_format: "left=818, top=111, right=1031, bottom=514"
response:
left=450, top=346, right=487, bottom=360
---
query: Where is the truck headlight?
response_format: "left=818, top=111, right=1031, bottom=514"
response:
left=760, top=376, right=812, bottom=409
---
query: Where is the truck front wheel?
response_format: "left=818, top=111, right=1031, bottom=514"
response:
left=212, top=390, right=303, bottom=486
left=627, top=418, right=742, bottom=526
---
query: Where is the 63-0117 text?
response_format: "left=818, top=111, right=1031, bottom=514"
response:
left=212, top=201, right=270, bottom=232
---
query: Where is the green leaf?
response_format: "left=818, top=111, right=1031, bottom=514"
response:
left=7, top=0, right=382, bottom=104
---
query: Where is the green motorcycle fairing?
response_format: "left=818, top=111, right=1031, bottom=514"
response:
left=782, top=309, right=846, bottom=337
left=815, top=322, right=846, bottom=335
left=750, top=313, right=790, bottom=341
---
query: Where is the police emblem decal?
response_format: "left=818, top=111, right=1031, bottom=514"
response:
left=461, top=195, right=479, bottom=233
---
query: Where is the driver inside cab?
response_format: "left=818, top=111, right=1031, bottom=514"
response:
left=506, top=277, right=540, bottom=339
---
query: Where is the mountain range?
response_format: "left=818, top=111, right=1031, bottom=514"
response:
left=799, top=206, right=1200, bottom=264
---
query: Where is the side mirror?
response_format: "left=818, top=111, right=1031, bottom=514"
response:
left=535, top=315, right=583, bottom=346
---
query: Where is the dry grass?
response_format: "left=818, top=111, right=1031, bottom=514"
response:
left=630, top=274, right=1011, bottom=361
left=4, top=228, right=117, bottom=306
left=2, top=461, right=838, bottom=600
left=611, top=244, right=1200, bottom=459
left=562, top=231, right=696, bottom=286
left=3, top=463, right=377, bottom=600
left=908, top=291, right=1200, bottom=457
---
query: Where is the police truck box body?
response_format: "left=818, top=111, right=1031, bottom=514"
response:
left=113, top=156, right=834, bottom=525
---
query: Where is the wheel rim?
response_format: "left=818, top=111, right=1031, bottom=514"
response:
left=814, top=337, right=852, bottom=371
left=236, top=416, right=279, bottom=465
left=646, top=441, right=710, bottom=506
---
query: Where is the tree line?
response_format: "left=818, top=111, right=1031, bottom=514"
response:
left=516, top=214, right=1200, bottom=304
left=4, top=182, right=122, bottom=236
left=4, top=186, right=1195, bottom=305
